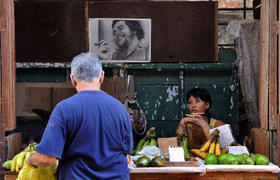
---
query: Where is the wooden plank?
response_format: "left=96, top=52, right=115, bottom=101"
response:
left=278, top=0, right=280, bottom=167
left=53, top=87, right=76, bottom=107
left=0, top=115, right=5, bottom=165
left=4, top=132, right=22, bottom=161
left=268, top=0, right=278, bottom=130
left=259, top=0, right=270, bottom=130
left=4, top=175, right=17, bottom=180
left=251, top=128, right=269, bottom=157
left=26, top=87, right=52, bottom=113
left=130, top=172, right=278, bottom=180
left=14, top=2, right=86, bottom=62
left=4, top=172, right=278, bottom=180
left=1, top=0, right=16, bottom=131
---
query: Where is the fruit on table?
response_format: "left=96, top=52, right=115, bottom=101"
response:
left=190, top=149, right=207, bottom=159
left=150, top=157, right=165, bottom=167
left=217, top=154, right=228, bottom=164
left=240, top=153, right=250, bottom=160
left=255, top=154, right=269, bottom=165
left=235, top=154, right=243, bottom=164
left=2, top=160, right=12, bottom=170
left=136, top=156, right=151, bottom=167
left=224, top=153, right=238, bottom=165
left=241, top=156, right=255, bottom=165
left=204, top=153, right=218, bottom=165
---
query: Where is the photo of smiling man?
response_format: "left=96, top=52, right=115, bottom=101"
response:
left=89, top=18, right=151, bottom=63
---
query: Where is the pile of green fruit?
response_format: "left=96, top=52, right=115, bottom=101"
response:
left=204, top=153, right=269, bottom=165
left=135, top=156, right=165, bottom=167
left=131, top=127, right=157, bottom=155
left=2, top=142, right=38, bottom=172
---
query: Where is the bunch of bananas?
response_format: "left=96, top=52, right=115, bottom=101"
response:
left=131, top=127, right=158, bottom=155
left=10, top=142, right=37, bottom=172
left=178, top=136, right=190, bottom=159
left=190, top=129, right=221, bottom=159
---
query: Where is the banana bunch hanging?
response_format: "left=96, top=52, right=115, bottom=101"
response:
left=1, top=142, right=38, bottom=172
left=190, top=129, right=221, bottom=159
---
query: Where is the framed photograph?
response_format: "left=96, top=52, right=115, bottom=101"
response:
left=89, top=18, right=151, bottom=63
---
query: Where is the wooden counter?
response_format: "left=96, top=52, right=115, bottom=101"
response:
left=130, top=172, right=278, bottom=180
left=3, top=172, right=279, bottom=180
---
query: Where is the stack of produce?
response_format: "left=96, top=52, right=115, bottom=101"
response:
left=204, top=152, right=269, bottom=165
left=176, top=126, right=190, bottom=160
left=135, top=156, right=165, bottom=167
left=132, top=127, right=157, bottom=155
left=190, top=129, right=221, bottom=159
left=2, top=142, right=38, bottom=172
left=2, top=141, right=58, bottom=180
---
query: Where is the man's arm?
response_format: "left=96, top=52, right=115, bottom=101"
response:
left=27, top=152, right=57, bottom=167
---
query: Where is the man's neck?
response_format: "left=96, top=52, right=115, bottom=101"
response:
left=126, top=37, right=139, bottom=56
left=75, top=80, right=101, bottom=92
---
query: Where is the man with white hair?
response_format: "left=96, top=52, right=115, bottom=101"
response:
left=27, top=52, right=133, bottom=180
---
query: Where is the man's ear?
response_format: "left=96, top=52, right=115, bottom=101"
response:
left=70, top=74, right=77, bottom=87
left=99, top=71, right=105, bottom=85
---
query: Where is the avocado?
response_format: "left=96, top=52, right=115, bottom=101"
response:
left=205, top=153, right=218, bottom=165
left=224, top=153, right=238, bottom=165
left=240, top=153, right=250, bottom=160
left=136, top=156, right=151, bottom=167
left=241, top=156, right=255, bottom=165
left=235, top=155, right=243, bottom=164
left=255, top=154, right=269, bottom=165
left=217, top=154, right=228, bottom=164
left=150, top=157, right=165, bottom=167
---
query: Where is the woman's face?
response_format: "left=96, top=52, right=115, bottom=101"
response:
left=187, top=95, right=210, bottom=114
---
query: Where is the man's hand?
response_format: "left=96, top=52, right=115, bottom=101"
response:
left=27, top=152, right=56, bottom=168
left=94, top=40, right=115, bottom=60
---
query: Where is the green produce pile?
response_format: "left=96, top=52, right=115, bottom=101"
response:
left=132, top=127, right=158, bottom=155
left=205, top=153, right=269, bottom=165
left=2, top=142, right=38, bottom=172
left=2, top=141, right=58, bottom=180
left=136, top=156, right=165, bottom=167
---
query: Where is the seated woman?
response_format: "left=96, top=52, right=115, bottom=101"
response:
left=176, top=88, right=225, bottom=149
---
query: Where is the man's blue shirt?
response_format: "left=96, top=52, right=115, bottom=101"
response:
left=35, top=90, right=133, bottom=180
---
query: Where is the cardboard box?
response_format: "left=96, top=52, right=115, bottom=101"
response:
left=157, top=137, right=178, bottom=155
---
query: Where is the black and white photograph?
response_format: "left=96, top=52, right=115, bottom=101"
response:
left=89, top=18, right=151, bottom=63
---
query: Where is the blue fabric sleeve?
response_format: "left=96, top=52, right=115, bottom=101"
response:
left=35, top=104, right=66, bottom=159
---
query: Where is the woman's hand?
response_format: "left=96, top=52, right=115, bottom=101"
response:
left=185, top=113, right=211, bottom=140
left=185, top=113, right=209, bottom=127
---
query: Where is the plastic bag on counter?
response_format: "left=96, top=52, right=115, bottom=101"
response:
left=136, top=145, right=164, bottom=159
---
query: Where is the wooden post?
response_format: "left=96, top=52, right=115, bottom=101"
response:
left=0, top=0, right=17, bottom=163
left=0, top=0, right=16, bottom=131
left=259, top=0, right=270, bottom=130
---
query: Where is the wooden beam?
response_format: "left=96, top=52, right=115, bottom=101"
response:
left=259, top=0, right=270, bottom=130
left=0, top=0, right=16, bottom=131
left=268, top=0, right=278, bottom=130
left=278, top=0, right=280, bottom=166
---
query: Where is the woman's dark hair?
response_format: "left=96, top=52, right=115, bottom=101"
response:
left=112, top=20, right=144, bottom=40
left=186, top=88, right=212, bottom=117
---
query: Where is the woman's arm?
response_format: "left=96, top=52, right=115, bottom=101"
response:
left=27, top=152, right=57, bottom=167
left=184, top=114, right=212, bottom=141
